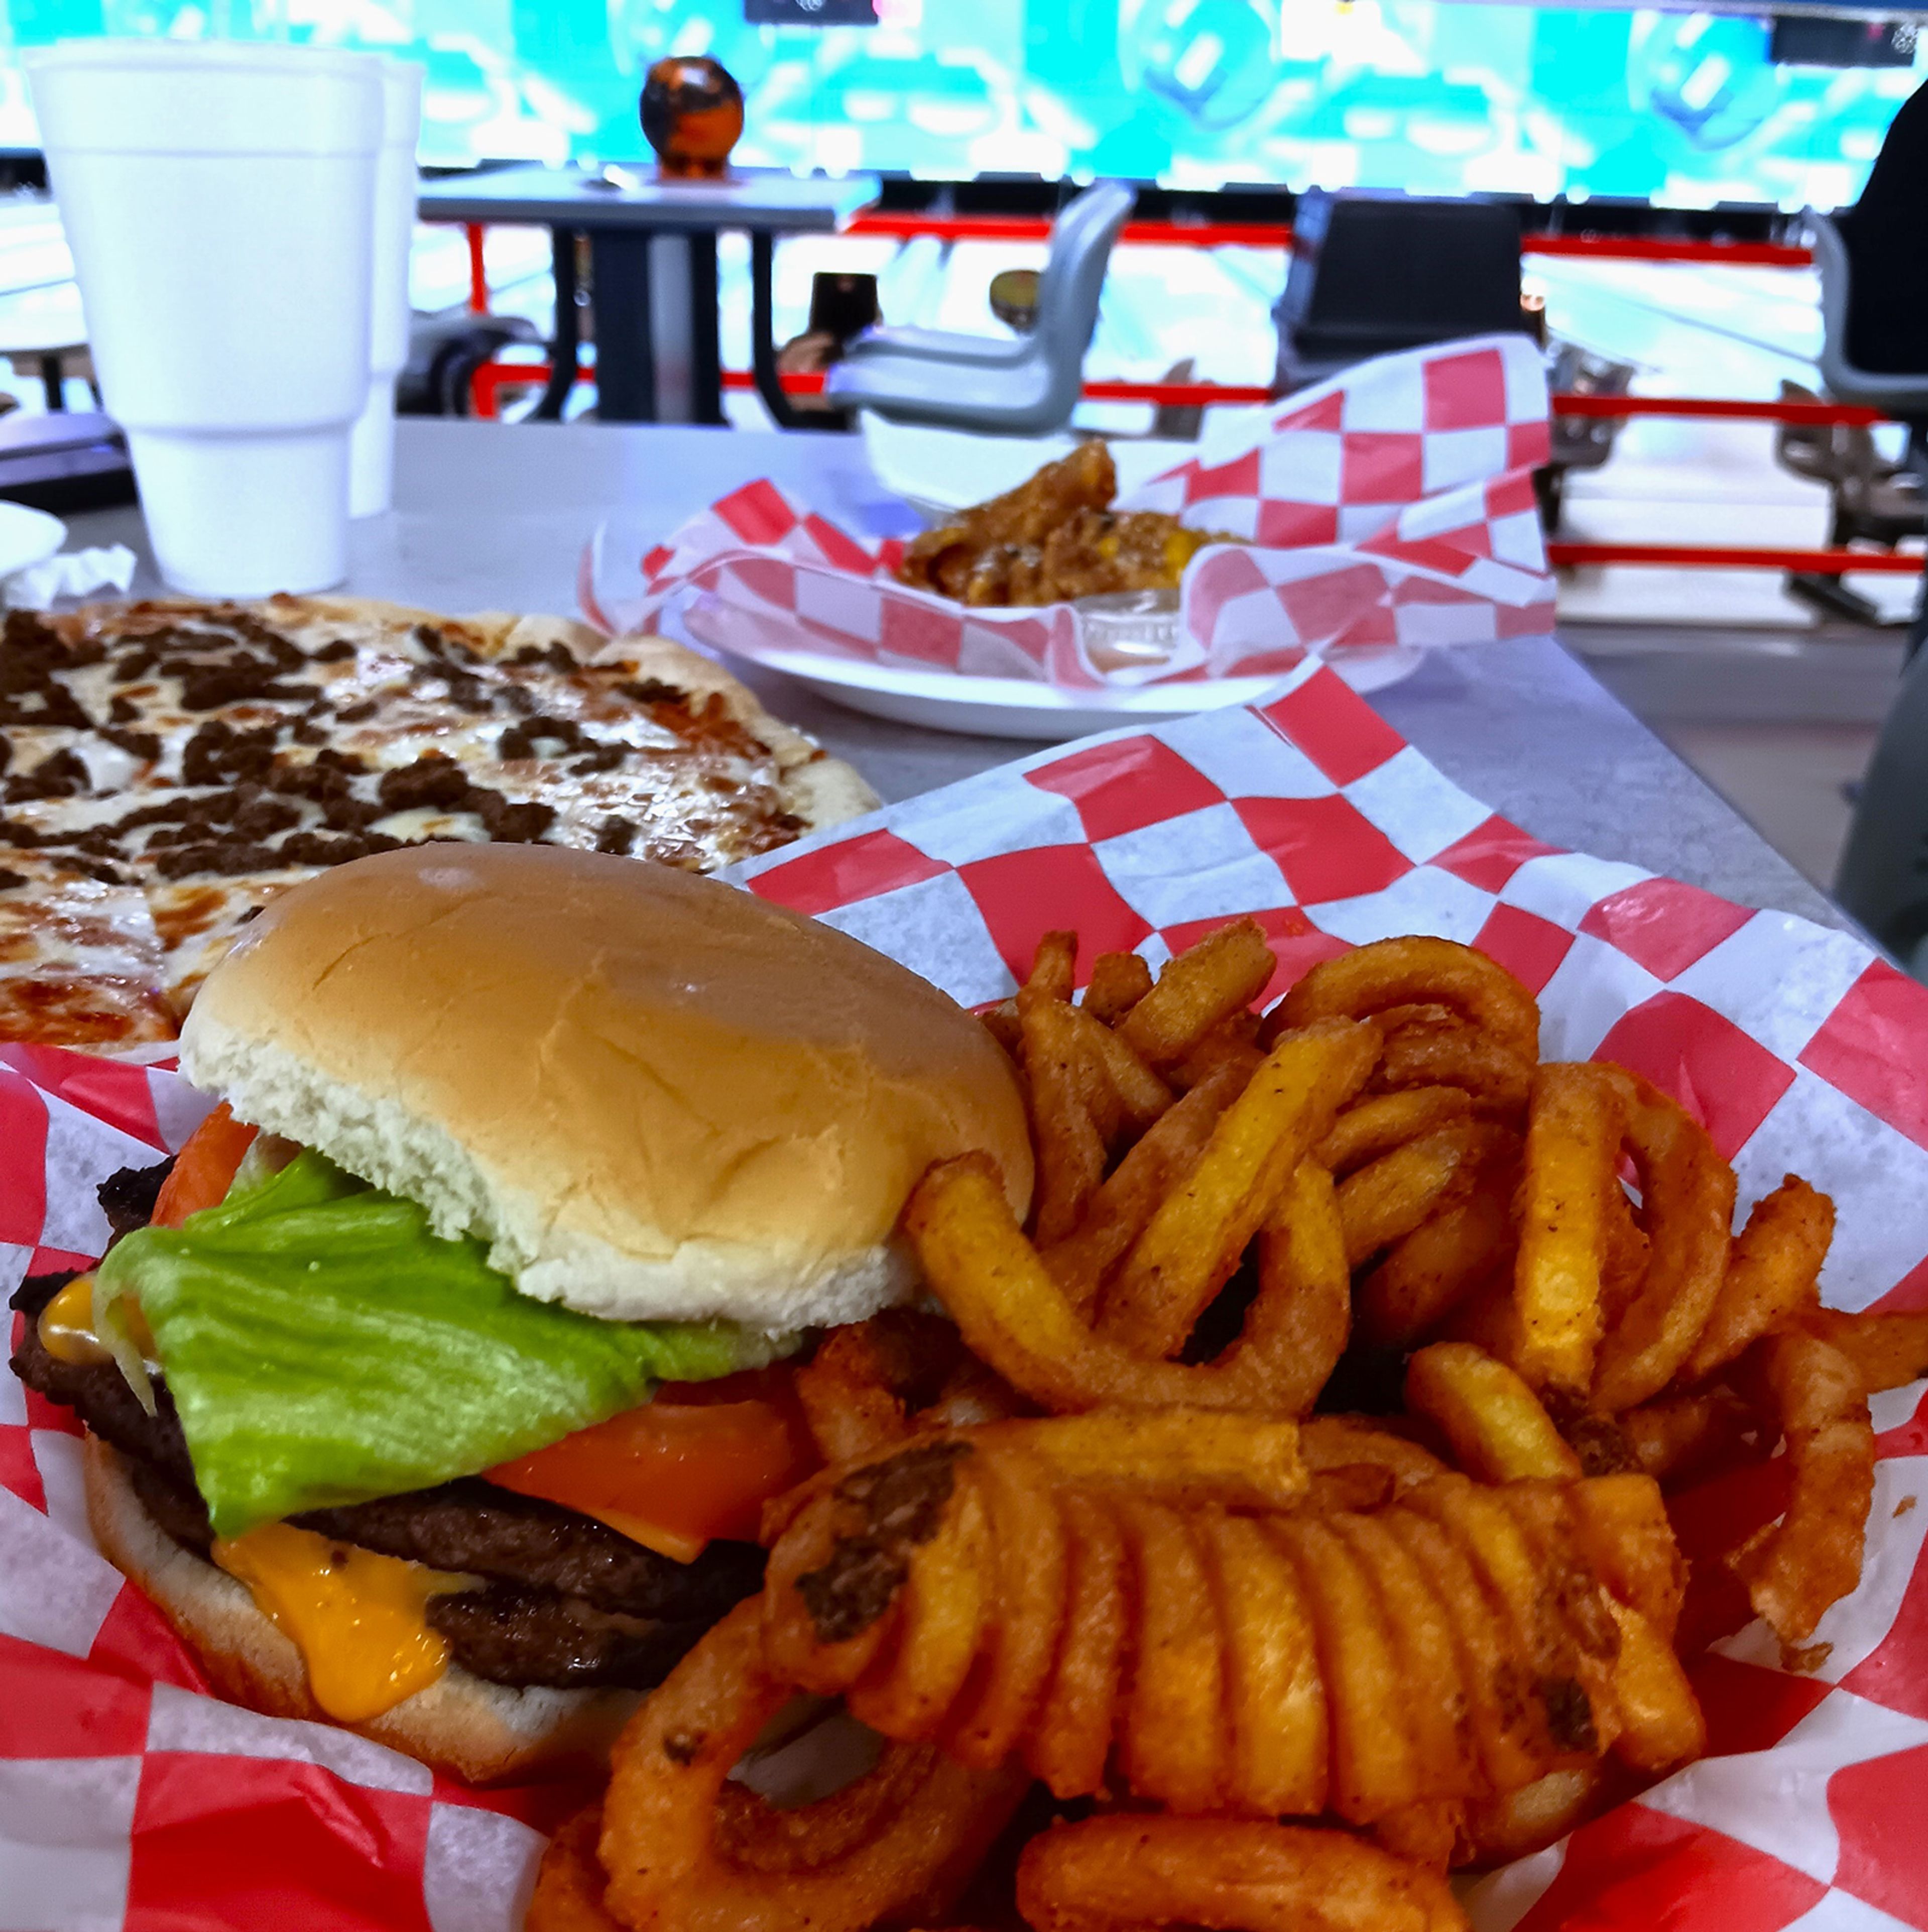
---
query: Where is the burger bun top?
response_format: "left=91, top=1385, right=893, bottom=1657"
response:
left=178, top=843, right=1033, bottom=1334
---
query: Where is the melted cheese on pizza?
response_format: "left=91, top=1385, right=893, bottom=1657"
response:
left=0, top=852, right=175, bottom=1044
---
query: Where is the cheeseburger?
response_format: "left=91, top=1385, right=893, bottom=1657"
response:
left=10, top=843, right=1031, bottom=1781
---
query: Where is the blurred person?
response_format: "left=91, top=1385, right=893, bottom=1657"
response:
left=1840, top=77, right=1928, bottom=657
left=1842, top=77, right=1928, bottom=381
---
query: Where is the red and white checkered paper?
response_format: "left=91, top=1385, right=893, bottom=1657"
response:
left=7, top=660, right=1928, bottom=1929
left=579, top=338, right=1558, bottom=689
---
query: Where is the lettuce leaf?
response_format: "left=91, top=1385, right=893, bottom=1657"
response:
left=96, top=1150, right=787, bottom=1537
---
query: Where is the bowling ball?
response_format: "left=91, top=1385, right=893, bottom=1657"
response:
left=641, top=55, right=744, bottom=178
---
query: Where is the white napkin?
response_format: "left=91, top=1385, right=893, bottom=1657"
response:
left=4, top=543, right=137, bottom=609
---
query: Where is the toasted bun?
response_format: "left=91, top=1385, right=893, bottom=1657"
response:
left=83, top=1438, right=636, bottom=1785
left=178, top=843, right=1032, bottom=1332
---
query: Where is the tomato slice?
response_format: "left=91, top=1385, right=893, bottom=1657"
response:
left=151, top=1103, right=259, bottom=1228
left=485, top=1367, right=819, bottom=1563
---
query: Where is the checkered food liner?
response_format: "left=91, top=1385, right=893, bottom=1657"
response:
left=579, top=338, right=1558, bottom=690
left=6, top=660, right=1928, bottom=1928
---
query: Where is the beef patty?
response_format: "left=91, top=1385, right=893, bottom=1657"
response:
left=9, top=1269, right=765, bottom=1689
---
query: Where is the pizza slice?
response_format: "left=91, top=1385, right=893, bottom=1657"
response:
left=0, top=850, right=175, bottom=1045
left=0, top=597, right=879, bottom=1046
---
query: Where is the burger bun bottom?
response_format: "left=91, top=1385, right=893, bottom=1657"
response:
left=83, top=1438, right=639, bottom=1785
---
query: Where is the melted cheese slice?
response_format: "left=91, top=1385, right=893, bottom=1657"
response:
left=566, top=1501, right=706, bottom=1566
left=212, top=1522, right=472, bottom=1722
left=37, top=1273, right=157, bottom=1369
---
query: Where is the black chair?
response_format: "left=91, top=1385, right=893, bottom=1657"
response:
left=1774, top=377, right=1924, bottom=624
left=1538, top=339, right=1635, bottom=530
left=1274, top=190, right=1530, bottom=392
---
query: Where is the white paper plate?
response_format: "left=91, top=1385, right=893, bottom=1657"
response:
left=860, top=415, right=1196, bottom=525
left=0, top=499, right=66, bottom=580
left=740, top=645, right=1423, bottom=742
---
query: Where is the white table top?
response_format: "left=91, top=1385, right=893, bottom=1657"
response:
left=417, top=163, right=881, bottom=234
left=64, top=417, right=1845, bottom=931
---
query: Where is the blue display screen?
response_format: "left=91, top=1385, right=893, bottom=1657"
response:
left=0, top=0, right=1917, bottom=210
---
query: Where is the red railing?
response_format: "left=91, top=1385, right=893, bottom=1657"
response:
left=1079, top=377, right=1273, bottom=406
left=1552, top=394, right=1884, bottom=426
left=846, top=213, right=1297, bottom=249
left=452, top=216, right=1817, bottom=318
left=837, top=211, right=1815, bottom=267
left=452, top=196, right=1901, bottom=580
left=469, top=361, right=1891, bottom=425
left=1548, top=541, right=1920, bottom=574
left=471, top=366, right=1280, bottom=411
left=1519, top=234, right=1812, bottom=267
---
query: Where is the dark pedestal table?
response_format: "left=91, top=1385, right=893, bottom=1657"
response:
left=417, top=164, right=881, bottom=427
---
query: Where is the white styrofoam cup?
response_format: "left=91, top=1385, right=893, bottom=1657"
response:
left=349, top=57, right=423, bottom=519
left=26, top=41, right=384, bottom=595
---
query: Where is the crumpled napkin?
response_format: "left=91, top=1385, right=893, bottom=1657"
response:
left=5, top=543, right=137, bottom=609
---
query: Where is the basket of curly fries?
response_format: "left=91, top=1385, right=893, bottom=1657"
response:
left=3, top=659, right=1924, bottom=1931
left=526, top=920, right=1910, bottom=1932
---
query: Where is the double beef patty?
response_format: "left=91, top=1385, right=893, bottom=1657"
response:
left=9, top=1269, right=764, bottom=1689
